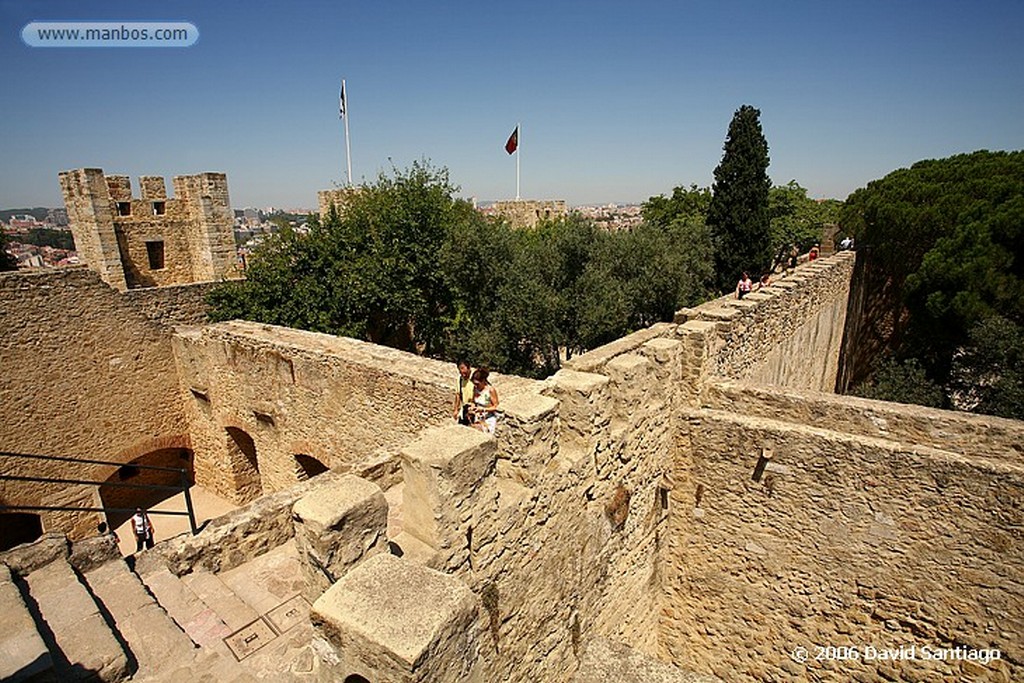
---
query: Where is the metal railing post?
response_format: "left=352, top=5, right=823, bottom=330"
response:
left=180, top=468, right=198, bottom=535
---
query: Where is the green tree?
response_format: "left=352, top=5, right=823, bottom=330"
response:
left=852, top=357, right=947, bottom=408
left=842, top=151, right=1024, bottom=388
left=948, top=316, right=1024, bottom=420
left=642, top=184, right=711, bottom=228
left=208, top=161, right=477, bottom=354
left=768, top=181, right=841, bottom=265
left=706, top=105, right=773, bottom=291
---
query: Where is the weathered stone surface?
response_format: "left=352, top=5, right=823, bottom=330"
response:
left=68, top=532, right=121, bottom=573
left=311, top=553, right=481, bottom=682
left=0, top=533, right=68, bottom=576
left=400, top=425, right=495, bottom=550
left=0, top=563, right=53, bottom=682
left=84, top=558, right=197, bottom=674
left=572, top=637, right=722, bottom=682
left=292, top=474, right=388, bottom=600
left=25, top=556, right=129, bottom=681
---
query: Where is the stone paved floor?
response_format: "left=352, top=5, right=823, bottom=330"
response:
left=216, top=541, right=317, bottom=679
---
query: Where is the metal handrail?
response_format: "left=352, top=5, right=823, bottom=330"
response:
left=0, top=450, right=197, bottom=534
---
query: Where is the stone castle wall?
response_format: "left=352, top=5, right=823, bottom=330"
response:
left=317, top=187, right=360, bottom=219
left=678, top=253, right=855, bottom=392
left=171, top=320, right=535, bottom=503
left=59, top=168, right=237, bottom=291
left=492, top=199, right=568, bottom=228
left=3, top=245, right=1021, bottom=681
left=122, top=280, right=219, bottom=328
left=0, top=268, right=188, bottom=538
left=661, top=403, right=1023, bottom=682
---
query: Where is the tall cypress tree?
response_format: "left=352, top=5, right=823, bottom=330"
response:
left=706, top=105, right=772, bottom=291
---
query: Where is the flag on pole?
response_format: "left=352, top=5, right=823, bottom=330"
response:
left=339, top=81, right=347, bottom=118
left=505, top=126, right=518, bottom=155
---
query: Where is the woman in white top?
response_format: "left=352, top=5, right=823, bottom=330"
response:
left=469, top=368, right=499, bottom=435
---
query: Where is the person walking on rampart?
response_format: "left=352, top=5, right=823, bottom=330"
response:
left=453, top=360, right=474, bottom=425
left=736, top=272, right=753, bottom=299
left=469, top=368, right=499, bottom=435
left=131, top=507, right=155, bottom=552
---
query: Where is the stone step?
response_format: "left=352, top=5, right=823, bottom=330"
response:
left=0, top=563, right=54, bottom=682
left=22, top=556, right=129, bottom=681
left=83, top=558, right=198, bottom=676
left=138, top=566, right=233, bottom=651
left=182, top=569, right=260, bottom=632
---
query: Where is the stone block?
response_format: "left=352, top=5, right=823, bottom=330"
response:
left=498, top=392, right=559, bottom=483
left=400, top=425, right=495, bottom=548
left=292, top=474, right=389, bottom=600
left=311, top=553, right=481, bottom=683
left=545, top=369, right=612, bottom=460
left=0, top=564, right=53, bottom=682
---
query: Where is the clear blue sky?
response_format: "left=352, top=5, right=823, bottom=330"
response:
left=2, top=0, right=1022, bottom=209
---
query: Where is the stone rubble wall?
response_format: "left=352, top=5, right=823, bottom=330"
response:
left=0, top=269, right=188, bottom=538
left=704, top=379, right=1024, bottom=464
left=121, top=279, right=221, bottom=328
left=395, top=339, right=685, bottom=682
left=171, top=320, right=536, bottom=504
left=661, top=407, right=1023, bottom=682
left=678, top=252, right=855, bottom=392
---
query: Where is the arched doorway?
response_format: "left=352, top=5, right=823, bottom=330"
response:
left=225, top=426, right=262, bottom=503
left=294, top=453, right=329, bottom=481
left=344, top=675, right=371, bottom=683
left=98, top=448, right=194, bottom=529
left=0, top=511, right=43, bottom=551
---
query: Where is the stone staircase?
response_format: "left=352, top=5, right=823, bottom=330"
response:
left=0, top=535, right=311, bottom=682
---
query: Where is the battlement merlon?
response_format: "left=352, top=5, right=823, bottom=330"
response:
left=58, top=168, right=128, bottom=290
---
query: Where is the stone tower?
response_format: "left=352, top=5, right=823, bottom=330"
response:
left=59, top=168, right=237, bottom=290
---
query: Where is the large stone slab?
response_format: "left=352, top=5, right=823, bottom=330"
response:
left=25, top=557, right=129, bottom=681
left=292, top=474, right=388, bottom=601
left=400, top=425, right=495, bottom=548
left=311, top=553, right=481, bottom=682
left=0, top=563, right=53, bottom=682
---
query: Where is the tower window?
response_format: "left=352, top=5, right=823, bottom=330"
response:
left=117, top=202, right=132, bottom=216
left=152, top=201, right=166, bottom=216
left=146, top=240, right=165, bottom=270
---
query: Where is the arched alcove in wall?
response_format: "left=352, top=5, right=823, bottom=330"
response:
left=98, top=447, right=194, bottom=528
left=294, top=453, right=330, bottom=481
left=225, top=426, right=262, bottom=503
left=0, top=510, right=43, bottom=552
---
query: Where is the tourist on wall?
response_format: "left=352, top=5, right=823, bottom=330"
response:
left=469, top=368, right=500, bottom=435
left=809, top=244, right=820, bottom=261
left=736, top=272, right=753, bottom=299
left=453, top=360, right=474, bottom=425
left=758, top=273, right=771, bottom=290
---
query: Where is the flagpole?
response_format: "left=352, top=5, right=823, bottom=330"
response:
left=342, top=79, right=352, bottom=187
left=516, top=121, right=521, bottom=200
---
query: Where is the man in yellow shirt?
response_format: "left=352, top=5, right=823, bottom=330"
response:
left=453, top=360, right=474, bottom=425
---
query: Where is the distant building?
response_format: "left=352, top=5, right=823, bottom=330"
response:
left=47, top=207, right=69, bottom=227
left=9, top=215, right=43, bottom=230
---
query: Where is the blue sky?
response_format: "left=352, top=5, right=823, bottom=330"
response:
left=2, top=0, right=1022, bottom=209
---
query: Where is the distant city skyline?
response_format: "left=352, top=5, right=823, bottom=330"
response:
left=2, top=0, right=1022, bottom=209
